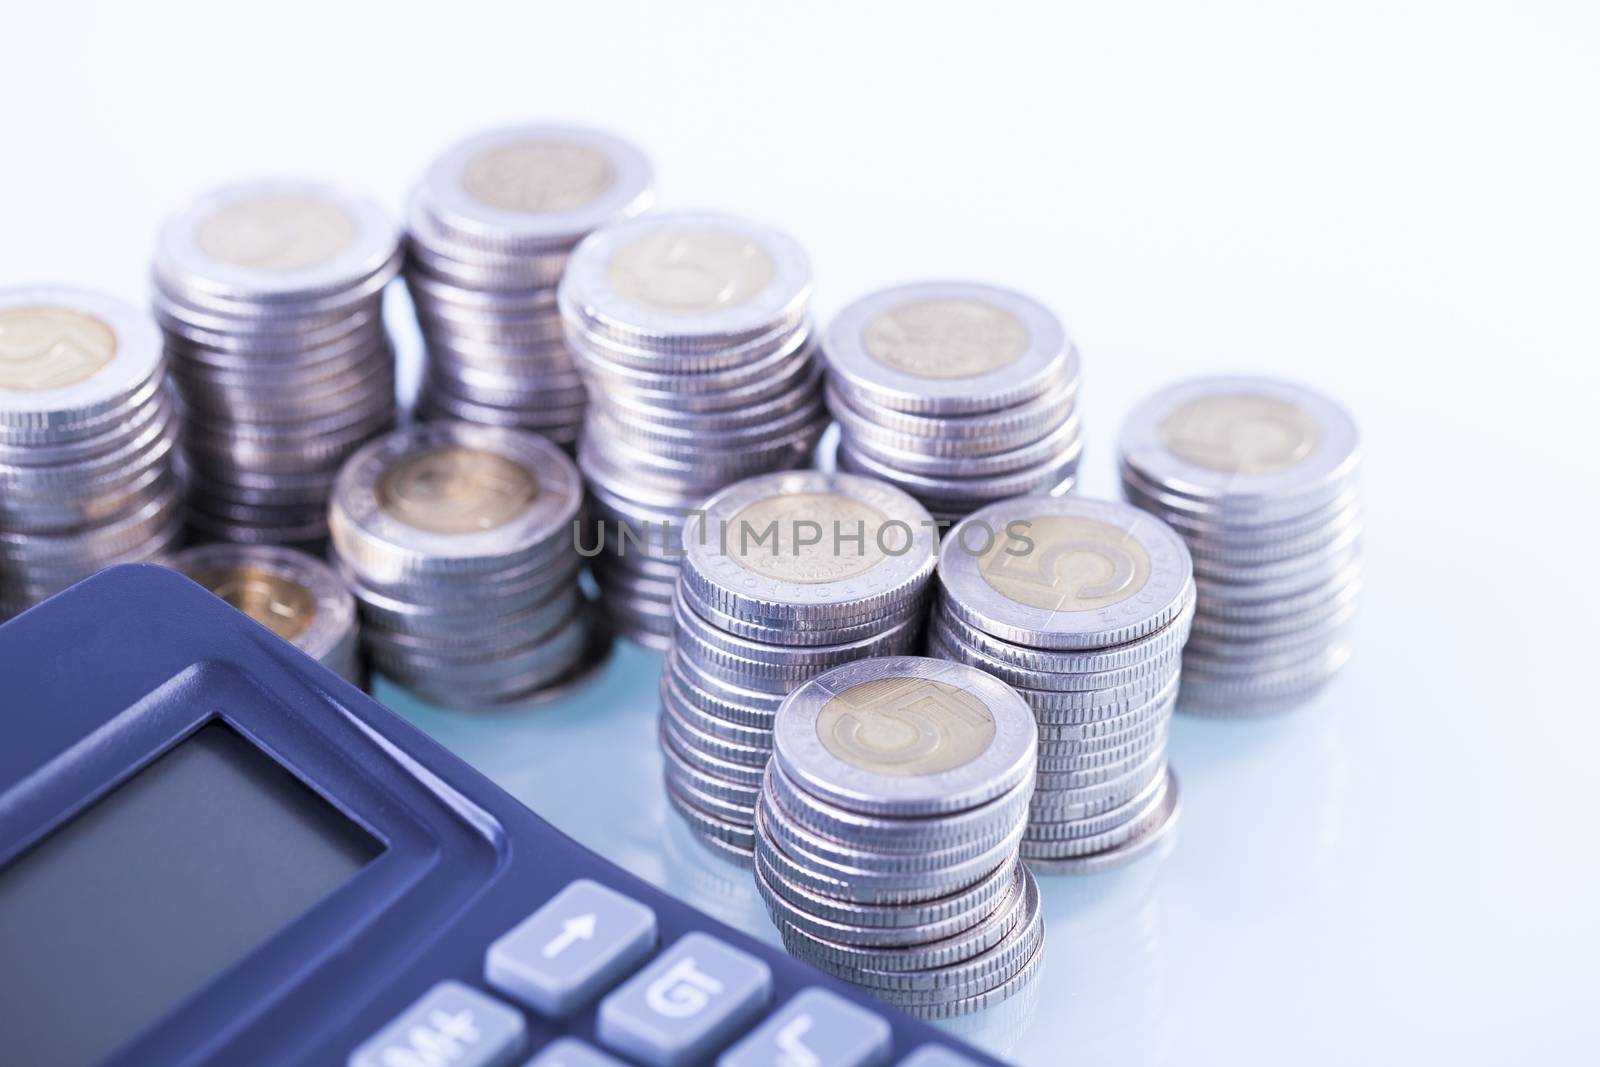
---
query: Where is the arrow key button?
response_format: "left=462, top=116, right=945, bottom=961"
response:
left=486, top=879, right=658, bottom=1017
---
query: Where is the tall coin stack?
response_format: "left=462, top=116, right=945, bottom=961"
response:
left=0, top=287, right=181, bottom=618
left=560, top=212, right=827, bottom=647
left=406, top=124, right=654, bottom=444
left=663, top=470, right=937, bottom=863
left=756, top=657, right=1043, bottom=1017
left=152, top=178, right=402, bottom=548
left=823, top=281, right=1084, bottom=522
left=1118, top=376, right=1363, bottom=715
left=330, top=422, right=594, bottom=709
left=167, top=543, right=360, bottom=683
left=932, top=496, right=1192, bottom=872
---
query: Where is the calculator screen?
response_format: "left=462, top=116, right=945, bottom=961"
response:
left=0, top=721, right=382, bottom=1066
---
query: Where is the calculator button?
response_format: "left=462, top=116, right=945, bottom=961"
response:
left=896, top=1047, right=986, bottom=1067
left=486, top=878, right=658, bottom=1017
left=597, top=931, right=773, bottom=1067
left=524, top=1037, right=630, bottom=1067
left=717, top=987, right=893, bottom=1067
left=348, top=980, right=525, bottom=1067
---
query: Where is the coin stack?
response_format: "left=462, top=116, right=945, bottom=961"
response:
left=823, top=281, right=1084, bottom=522
left=755, top=657, right=1043, bottom=1017
left=152, top=178, right=402, bottom=548
left=931, top=496, right=1192, bottom=872
left=329, top=422, right=597, bottom=709
left=662, top=470, right=937, bottom=863
left=0, top=287, right=182, bottom=618
left=1118, top=376, right=1363, bottom=715
left=560, top=212, right=828, bottom=647
left=167, top=543, right=360, bottom=683
left=406, top=124, right=654, bottom=445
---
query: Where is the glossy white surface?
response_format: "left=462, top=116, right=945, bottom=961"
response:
left=5, top=1, right=1598, bottom=1062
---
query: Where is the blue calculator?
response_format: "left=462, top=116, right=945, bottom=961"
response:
left=0, top=564, right=1005, bottom=1067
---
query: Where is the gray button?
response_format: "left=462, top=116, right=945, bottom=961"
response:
left=524, top=1037, right=630, bottom=1067
left=486, top=878, right=658, bottom=1017
left=718, top=987, right=892, bottom=1067
left=896, top=1047, right=985, bottom=1067
left=349, top=980, right=525, bottom=1067
left=597, top=932, right=773, bottom=1067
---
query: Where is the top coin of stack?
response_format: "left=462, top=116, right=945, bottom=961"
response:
left=0, top=287, right=182, bottom=618
left=824, top=281, right=1084, bottom=522
left=406, top=123, right=654, bottom=446
left=166, top=542, right=361, bottom=683
left=1118, top=376, right=1363, bottom=716
left=329, top=421, right=597, bottom=709
left=151, top=178, right=402, bottom=548
left=560, top=212, right=828, bottom=646
left=756, top=656, right=1044, bottom=1018
left=661, top=470, right=937, bottom=863
left=931, top=496, right=1193, bottom=873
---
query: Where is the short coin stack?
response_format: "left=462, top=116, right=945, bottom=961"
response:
left=167, top=543, right=360, bottom=683
left=406, top=124, right=653, bottom=445
left=152, top=178, right=402, bottom=547
left=823, top=281, right=1084, bottom=522
left=1119, top=376, right=1363, bottom=715
left=330, top=422, right=596, bottom=708
left=560, top=212, right=827, bottom=647
left=663, top=471, right=937, bottom=862
left=756, top=657, right=1043, bottom=1017
left=0, top=287, right=182, bottom=618
left=932, top=496, right=1192, bottom=872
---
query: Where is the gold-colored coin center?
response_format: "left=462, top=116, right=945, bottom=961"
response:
left=979, top=515, right=1151, bottom=612
left=188, top=565, right=315, bottom=643
left=377, top=446, right=538, bottom=535
left=863, top=298, right=1027, bottom=379
left=197, top=195, right=357, bottom=272
left=727, top=492, right=889, bottom=584
left=462, top=141, right=617, bottom=214
left=607, top=228, right=775, bottom=313
left=1158, top=393, right=1320, bottom=475
left=817, top=677, right=995, bottom=777
left=0, top=306, right=117, bottom=391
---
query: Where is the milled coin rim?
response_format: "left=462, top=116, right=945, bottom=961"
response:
left=822, top=280, right=1076, bottom=415
left=417, top=123, right=654, bottom=249
left=153, top=177, right=402, bottom=304
left=0, top=287, right=165, bottom=424
left=936, top=495, right=1194, bottom=651
left=1118, top=375, right=1361, bottom=506
left=773, top=656, right=1038, bottom=817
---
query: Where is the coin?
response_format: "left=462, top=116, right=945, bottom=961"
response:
left=166, top=543, right=360, bottom=681
left=1119, top=376, right=1363, bottom=715
left=407, top=124, right=653, bottom=448
left=560, top=212, right=826, bottom=645
left=152, top=178, right=401, bottom=545
left=329, top=421, right=604, bottom=707
left=754, top=655, right=1041, bottom=1015
left=0, top=287, right=181, bottom=617
left=820, top=282, right=1084, bottom=520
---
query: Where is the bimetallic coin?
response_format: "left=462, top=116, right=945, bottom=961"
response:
left=773, top=657, right=1037, bottom=817
left=823, top=282, right=1075, bottom=415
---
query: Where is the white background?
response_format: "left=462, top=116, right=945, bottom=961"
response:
left=5, top=2, right=1599, bottom=1064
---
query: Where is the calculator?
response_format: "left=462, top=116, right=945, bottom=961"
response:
left=0, top=564, right=1005, bottom=1067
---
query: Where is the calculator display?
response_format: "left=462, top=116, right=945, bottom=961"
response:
left=0, top=721, right=382, bottom=1066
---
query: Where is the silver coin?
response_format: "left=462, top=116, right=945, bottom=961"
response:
left=1025, top=769, right=1181, bottom=874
